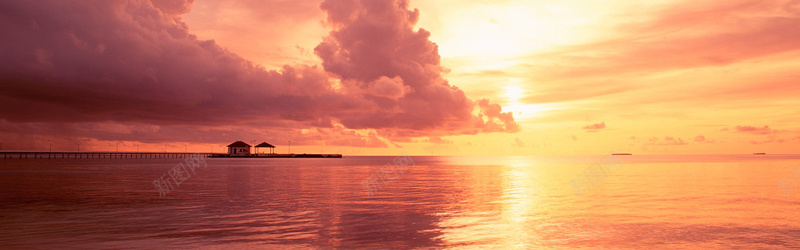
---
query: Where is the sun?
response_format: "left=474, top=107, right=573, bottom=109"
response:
left=502, top=84, right=555, bottom=120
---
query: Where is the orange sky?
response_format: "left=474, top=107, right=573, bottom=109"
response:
left=178, top=0, right=800, bottom=155
left=1, top=0, right=799, bottom=155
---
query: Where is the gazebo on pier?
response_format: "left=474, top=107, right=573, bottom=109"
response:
left=255, top=142, right=276, bottom=154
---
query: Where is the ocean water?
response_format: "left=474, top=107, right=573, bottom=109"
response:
left=1, top=155, right=800, bottom=249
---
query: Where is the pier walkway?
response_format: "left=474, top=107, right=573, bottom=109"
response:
left=0, top=151, right=214, bottom=159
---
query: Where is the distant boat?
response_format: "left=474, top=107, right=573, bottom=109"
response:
left=753, top=153, right=766, bottom=155
left=612, top=153, right=632, bottom=155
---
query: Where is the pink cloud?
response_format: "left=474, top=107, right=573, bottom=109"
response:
left=516, top=0, right=800, bottom=111
left=747, top=134, right=787, bottom=145
left=734, top=125, right=784, bottom=135
left=315, top=0, right=517, bottom=133
left=425, top=136, right=453, bottom=144
left=367, top=76, right=409, bottom=100
left=151, top=0, right=194, bottom=15
left=694, top=135, right=706, bottom=142
left=0, top=119, right=396, bottom=151
left=646, top=136, right=689, bottom=146
left=582, top=122, right=606, bottom=132
left=0, top=0, right=517, bottom=148
left=546, top=0, right=800, bottom=78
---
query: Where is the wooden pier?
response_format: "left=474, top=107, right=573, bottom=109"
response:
left=209, top=153, right=342, bottom=158
left=0, top=151, right=342, bottom=159
left=0, top=151, right=213, bottom=159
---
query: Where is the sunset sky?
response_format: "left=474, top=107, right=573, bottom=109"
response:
left=1, top=0, right=799, bottom=155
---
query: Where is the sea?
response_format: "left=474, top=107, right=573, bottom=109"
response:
left=1, top=154, right=800, bottom=249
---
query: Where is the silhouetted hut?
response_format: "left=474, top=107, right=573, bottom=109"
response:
left=255, top=142, right=276, bottom=154
left=227, top=141, right=251, bottom=156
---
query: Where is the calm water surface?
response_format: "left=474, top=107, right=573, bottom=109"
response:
left=1, top=155, right=800, bottom=249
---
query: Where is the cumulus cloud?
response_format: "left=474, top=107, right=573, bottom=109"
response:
left=151, top=0, right=194, bottom=15
left=0, top=0, right=518, bottom=147
left=367, top=76, right=409, bottom=99
left=315, top=0, right=518, bottom=133
left=0, top=119, right=397, bottom=151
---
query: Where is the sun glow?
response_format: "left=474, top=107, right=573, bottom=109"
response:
left=425, top=2, right=599, bottom=60
left=503, top=84, right=525, bottom=103
left=501, top=84, right=556, bottom=120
